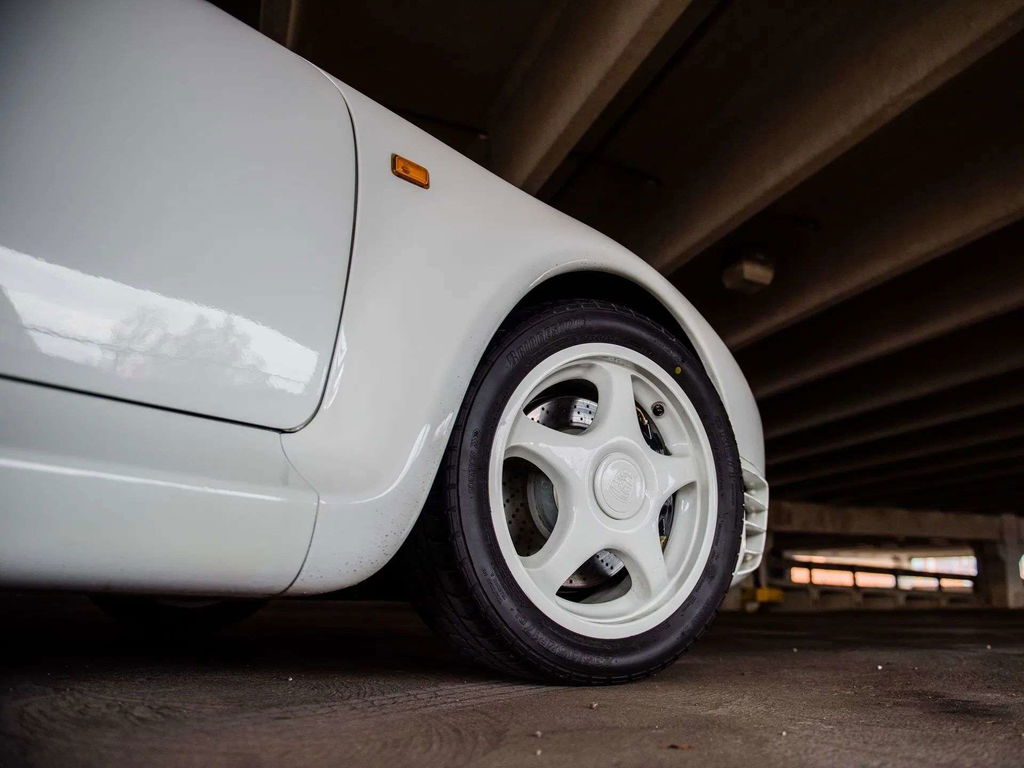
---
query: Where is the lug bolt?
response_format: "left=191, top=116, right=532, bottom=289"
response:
left=652, top=402, right=665, bottom=417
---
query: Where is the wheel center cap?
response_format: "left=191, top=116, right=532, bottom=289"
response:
left=594, top=453, right=646, bottom=520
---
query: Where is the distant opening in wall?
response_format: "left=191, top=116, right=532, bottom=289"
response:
left=787, top=549, right=975, bottom=593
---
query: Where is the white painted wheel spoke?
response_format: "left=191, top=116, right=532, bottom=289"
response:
left=505, top=415, right=588, bottom=492
left=649, top=450, right=698, bottom=506
left=522, top=513, right=604, bottom=597
left=491, top=343, right=718, bottom=639
left=588, top=360, right=642, bottom=442
left=615, top=524, right=670, bottom=600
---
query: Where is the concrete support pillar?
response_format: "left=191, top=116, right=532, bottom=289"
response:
left=974, top=514, right=1024, bottom=609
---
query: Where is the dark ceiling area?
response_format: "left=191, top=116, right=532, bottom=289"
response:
left=213, top=0, right=1024, bottom=515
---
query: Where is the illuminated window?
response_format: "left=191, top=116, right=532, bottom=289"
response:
left=787, top=551, right=977, bottom=592
left=810, top=568, right=854, bottom=587
left=855, top=572, right=895, bottom=589
left=910, top=555, right=977, bottom=576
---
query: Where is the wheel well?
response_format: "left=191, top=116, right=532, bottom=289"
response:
left=512, top=270, right=698, bottom=357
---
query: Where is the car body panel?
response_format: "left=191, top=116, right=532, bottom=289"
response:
left=0, top=0, right=356, bottom=429
left=0, top=0, right=767, bottom=597
left=0, top=377, right=317, bottom=595
left=282, top=80, right=765, bottom=594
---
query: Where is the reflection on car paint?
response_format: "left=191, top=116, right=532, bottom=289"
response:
left=0, top=454, right=290, bottom=503
left=0, top=245, right=318, bottom=394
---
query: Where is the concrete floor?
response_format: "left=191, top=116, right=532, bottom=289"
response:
left=1, top=593, right=1022, bottom=768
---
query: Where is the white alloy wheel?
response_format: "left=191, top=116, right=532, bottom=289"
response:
left=407, top=299, right=743, bottom=683
left=489, top=343, right=718, bottom=639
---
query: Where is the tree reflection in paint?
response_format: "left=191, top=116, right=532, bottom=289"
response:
left=109, top=307, right=272, bottom=389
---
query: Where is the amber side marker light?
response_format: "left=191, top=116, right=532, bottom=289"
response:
left=391, top=154, right=430, bottom=189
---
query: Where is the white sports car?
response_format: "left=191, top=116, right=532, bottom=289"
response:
left=0, top=0, right=767, bottom=683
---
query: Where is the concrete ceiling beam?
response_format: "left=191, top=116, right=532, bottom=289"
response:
left=781, top=440, right=1024, bottom=501
left=767, top=370, right=1024, bottom=467
left=740, top=223, right=1024, bottom=398
left=826, top=456, right=1024, bottom=507
left=702, top=130, right=1024, bottom=349
left=761, top=311, right=1024, bottom=440
left=638, top=0, right=1024, bottom=276
left=854, top=470, right=1024, bottom=512
left=769, top=500, right=1006, bottom=541
left=770, top=407, right=1024, bottom=488
left=484, top=0, right=696, bottom=194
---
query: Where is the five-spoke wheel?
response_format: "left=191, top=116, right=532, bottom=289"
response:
left=407, top=300, right=743, bottom=683
left=493, top=344, right=717, bottom=638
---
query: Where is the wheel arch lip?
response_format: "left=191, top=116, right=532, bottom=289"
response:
left=515, top=262, right=765, bottom=476
left=281, top=80, right=764, bottom=595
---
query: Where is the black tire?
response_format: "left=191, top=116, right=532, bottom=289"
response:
left=91, top=595, right=265, bottom=635
left=405, top=299, right=744, bottom=684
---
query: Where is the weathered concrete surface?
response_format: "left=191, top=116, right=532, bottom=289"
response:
left=2, top=593, right=1022, bottom=767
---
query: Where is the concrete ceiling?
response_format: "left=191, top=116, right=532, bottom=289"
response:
left=215, top=0, right=1024, bottom=516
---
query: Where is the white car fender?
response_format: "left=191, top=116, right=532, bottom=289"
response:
left=282, top=79, right=766, bottom=595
